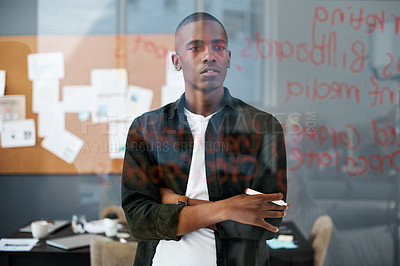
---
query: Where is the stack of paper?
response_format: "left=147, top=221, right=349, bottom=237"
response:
left=26, top=52, right=84, bottom=164
left=0, top=238, right=39, bottom=252
left=20, top=53, right=157, bottom=161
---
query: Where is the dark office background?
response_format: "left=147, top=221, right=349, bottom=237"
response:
left=1, top=1, right=399, bottom=266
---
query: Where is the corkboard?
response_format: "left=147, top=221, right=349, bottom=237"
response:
left=0, top=34, right=174, bottom=174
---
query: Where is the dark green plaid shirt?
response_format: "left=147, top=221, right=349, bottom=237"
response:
left=122, top=88, right=287, bottom=266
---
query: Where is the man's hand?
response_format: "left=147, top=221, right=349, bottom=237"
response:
left=158, top=186, right=286, bottom=235
left=222, top=193, right=287, bottom=233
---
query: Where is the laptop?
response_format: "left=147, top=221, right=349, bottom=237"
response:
left=46, top=234, right=111, bottom=250
left=19, top=220, right=70, bottom=234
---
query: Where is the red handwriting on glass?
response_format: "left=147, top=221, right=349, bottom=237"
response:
left=285, top=78, right=360, bottom=104
left=240, top=31, right=365, bottom=72
left=290, top=146, right=400, bottom=177
left=286, top=75, right=400, bottom=105
left=367, top=75, right=400, bottom=106
left=381, top=52, right=400, bottom=79
left=290, top=124, right=360, bottom=151
left=373, top=119, right=400, bottom=148
left=311, top=6, right=400, bottom=78
left=115, top=34, right=169, bottom=60
left=312, top=6, right=399, bottom=36
left=288, top=120, right=400, bottom=177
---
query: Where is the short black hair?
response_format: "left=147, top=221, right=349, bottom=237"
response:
left=175, top=12, right=228, bottom=42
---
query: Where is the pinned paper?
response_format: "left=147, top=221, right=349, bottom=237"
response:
left=1, top=119, right=36, bottom=148
left=0, top=95, right=26, bottom=121
left=38, top=105, right=65, bottom=138
left=91, top=95, right=128, bottom=123
left=27, top=52, right=65, bottom=80
left=32, top=79, right=60, bottom=113
left=0, top=70, right=5, bottom=96
left=161, top=85, right=184, bottom=106
left=127, top=85, right=153, bottom=121
left=108, top=122, right=129, bottom=159
left=41, top=129, right=84, bottom=164
left=91, top=69, right=127, bottom=95
left=62, top=85, right=95, bottom=112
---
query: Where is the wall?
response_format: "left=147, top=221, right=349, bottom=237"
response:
left=0, top=174, right=122, bottom=237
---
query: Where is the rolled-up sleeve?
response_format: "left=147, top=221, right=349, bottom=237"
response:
left=121, top=118, right=184, bottom=241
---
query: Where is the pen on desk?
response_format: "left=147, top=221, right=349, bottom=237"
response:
left=245, top=188, right=290, bottom=206
left=5, top=244, right=30, bottom=246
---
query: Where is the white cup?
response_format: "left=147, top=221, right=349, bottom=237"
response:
left=104, top=218, right=118, bottom=237
left=31, top=220, right=49, bottom=239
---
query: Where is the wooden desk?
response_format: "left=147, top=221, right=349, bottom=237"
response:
left=269, top=221, right=314, bottom=266
left=1, top=221, right=312, bottom=266
left=0, top=224, right=90, bottom=266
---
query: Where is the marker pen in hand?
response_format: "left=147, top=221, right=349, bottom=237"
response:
left=245, top=188, right=290, bottom=206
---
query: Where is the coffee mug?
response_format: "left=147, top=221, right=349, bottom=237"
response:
left=31, top=220, right=49, bottom=238
left=104, top=218, right=118, bottom=237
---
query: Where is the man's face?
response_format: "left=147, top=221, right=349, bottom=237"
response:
left=173, top=20, right=231, bottom=92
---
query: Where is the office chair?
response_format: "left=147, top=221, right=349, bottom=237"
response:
left=90, top=238, right=138, bottom=266
left=309, top=215, right=333, bottom=266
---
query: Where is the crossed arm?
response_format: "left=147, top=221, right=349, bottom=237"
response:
left=122, top=116, right=287, bottom=240
left=159, top=187, right=287, bottom=236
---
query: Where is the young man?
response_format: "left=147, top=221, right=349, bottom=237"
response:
left=122, top=12, right=287, bottom=266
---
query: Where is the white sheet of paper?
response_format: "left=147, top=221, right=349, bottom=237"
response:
left=62, top=85, right=96, bottom=112
left=91, top=95, right=128, bottom=123
left=32, top=79, right=60, bottom=113
left=161, top=85, right=184, bottom=106
left=165, top=51, right=185, bottom=88
left=1, top=119, right=36, bottom=148
left=127, top=85, right=153, bottom=122
left=0, top=70, right=5, bottom=96
left=108, top=122, right=129, bottom=159
left=0, top=95, right=26, bottom=121
left=38, top=104, right=65, bottom=138
left=91, top=68, right=127, bottom=95
left=27, top=52, right=65, bottom=81
left=41, top=129, right=84, bottom=164
left=0, top=238, right=39, bottom=252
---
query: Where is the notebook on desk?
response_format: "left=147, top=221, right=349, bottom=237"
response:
left=46, top=234, right=110, bottom=250
left=19, top=220, right=70, bottom=234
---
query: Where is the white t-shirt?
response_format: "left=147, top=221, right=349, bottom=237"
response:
left=152, top=108, right=217, bottom=266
